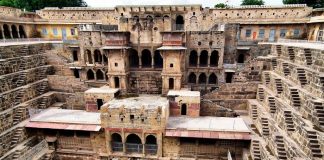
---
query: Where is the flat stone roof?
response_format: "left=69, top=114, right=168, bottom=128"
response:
left=167, top=116, right=250, bottom=133
left=167, top=90, right=200, bottom=97
left=157, top=46, right=187, bottom=50
left=106, top=95, right=168, bottom=109
left=85, top=87, right=119, bottom=94
left=30, top=108, right=100, bottom=125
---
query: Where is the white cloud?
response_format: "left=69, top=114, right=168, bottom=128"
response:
left=84, top=0, right=283, bottom=7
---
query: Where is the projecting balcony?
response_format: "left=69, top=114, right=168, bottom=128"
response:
left=172, top=24, right=185, bottom=31
left=79, top=24, right=118, bottom=32
left=145, top=144, right=158, bottom=155
left=112, top=142, right=123, bottom=152
left=126, top=143, right=143, bottom=153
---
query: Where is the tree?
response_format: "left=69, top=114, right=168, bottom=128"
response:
left=0, top=0, right=87, bottom=11
left=215, top=3, right=229, bottom=8
left=241, top=0, right=265, bottom=5
left=283, top=0, right=324, bottom=8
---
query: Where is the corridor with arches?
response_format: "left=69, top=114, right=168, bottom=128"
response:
left=189, top=50, right=220, bottom=67
left=1, top=24, right=27, bottom=39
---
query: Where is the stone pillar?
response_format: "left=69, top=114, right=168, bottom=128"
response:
left=208, top=50, right=211, bottom=67
left=151, top=52, right=154, bottom=68
left=9, top=28, right=13, bottom=39
left=139, top=53, right=142, bottom=69
left=1, top=25, right=5, bottom=40
left=17, top=26, right=20, bottom=38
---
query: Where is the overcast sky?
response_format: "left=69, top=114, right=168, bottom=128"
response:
left=84, top=0, right=283, bottom=7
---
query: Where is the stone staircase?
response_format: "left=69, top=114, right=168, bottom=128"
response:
left=304, top=49, right=312, bottom=65
left=10, top=127, right=24, bottom=149
left=282, top=63, right=290, bottom=76
left=20, top=46, right=29, bottom=57
left=306, top=130, right=322, bottom=158
left=268, top=97, right=276, bottom=114
left=251, top=105, right=258, bottom=120
left=264, top=72, right=271, bottom=85
left=276, top=45, right=282, bottom=56
left=287, top=47, right=295, bottom=61
left=261, top=117, right=269, bottom=136
left=39, top=96, right=49, bottom=109
left=257, top=87, right=265, bottom=102
left=275, top=135, right=287, bottom=159
left=274, top=79, right=283, bottom=94
left=296, top=68, right=307, bottom=86
left=16, top=72, right=27, bottom=87
left=313, top=102, right=324, bottom=128
left=289, top=88, right=301, bottom=109
left=12, top=149, right=22, bottom=160
left=271, top=59, right=278, bottom=69
left=251, top=139, right=261, bottom=160
left=14, top=89, right=25, bottom=106
left=37, top=82, right=48, bottom=95
left=18, top=59, right=27, bottom=71
left=12, top=107, right=25, bottom=126
left=283, top=110, right=294, bottom=132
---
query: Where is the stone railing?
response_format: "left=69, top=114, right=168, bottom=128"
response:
left=19, top=140, right=48, bottom=160
left=0, top=38, right=62, bottom=43
left=277, top=38, right=324, bottom=44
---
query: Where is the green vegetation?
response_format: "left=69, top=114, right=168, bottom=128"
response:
left=214, top=3, right=229, bottom=8
left=241, top=0, right=265, bottom=5
left=0, top=0, right=87, bottom=11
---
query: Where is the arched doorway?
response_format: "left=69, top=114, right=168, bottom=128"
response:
left=19, top=25, right=26, bottom=38
left=96, top=70, right=104, bottom=80
left=189, top=50, right=198, bottom=66
left=200, top=50, right=208, bottom=67
left=85, top=50, right=92, bottom=64
left=226, top=72, right=234, bottom=83
left=145, top=135, right=157, bottom=155
left=142, top=49, right=152, bottom=68
left=210, top=50, right=219, bottom=66
left=198, top=73, right=206, bottom=84
left=154, top=50, right=163, bottom=68
left=114, top=77, right=120, bottom=88
left=176, top=15, right=184, bottom=30
left=169, top=78, right=174, bottom=89
left=103, top=54, right=108, bottom=65
left=208, top=73, right=217, bottom=84
left=181, top=104, right=187, bottom=115
left=72, top=50, right=78, bottom=61
left=111, top=133, right=123, bottom=152
left=237, top=54, right=245, bottom=63
left=87, top=70, right=94, bottom=80
left=188, top=73, right=196, bottom=84
left=94, top=49, right=102, bottom=63
left=129, top=49, right=139, bottom=68
left=3, top=24, right=11, bottom=39
left=11, top=25, right=18, bottom=38
left=126, top=134, right=143, bottom=153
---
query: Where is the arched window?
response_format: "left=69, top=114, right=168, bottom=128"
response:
left=238, top=54, right=245, bottom=63
left=147, top=15, right=153, bottom=23
left=176, top=15, right=184, bottom=30
left=169, top=78, right=174, bottom=89
left=11, top=25, right=18, bottom=38
left=96, top=70, right=104, bottom=80
left=188, top=73, right=196, bottom=84
left=200, top=50, right=208, bottom=67
left=181, top=104, right=187, bottom=115
left=226, top=72, right=234, bottom=83
left=189, top=50, right=198, bottom=66
left=141, top=49, right=152, bottom=68
left=94, top=49, right=102, bottom=63
left=87, top=70, right=94, bottom=80
left=111, top=133, right=123, bottom=152
left=19, top=25, right=26, bottom=38
left=198, top=73, right=206, bottom=84
left=210, top=50, right=219, bottom=66
left=154, top=50, right=163, bottom=68
left=126, top=134, right=142, bottom=153
left=208, top=73, right=217, bottom=84
left=114, top=77, right=120, bottom=88
left=129, top=49, right=139, bottom=68
left=145, top=135, right=157, bottom=155
left=86, top=50, right=93, bottom=64
left=0, top=27, right=3, bottom=39
left=3, top=24, right=11, bottom=39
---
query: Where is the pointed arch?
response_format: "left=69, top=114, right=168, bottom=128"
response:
left=94, top=49, right=102, bottom=63
left=189, top=50, right=198, bottom=66
left=208, top=73, right=217, bottom=84
left=141, top=49, right=152, bottom=68
left=3, top=24, right=11, bottom=39
left=87, top=69, right=95, bottom=80
left=188, top=72, right=196, bottom=84
left=19, top=25, right=26, bottom=38
left=96, top=69, right=104, bottom=80
left=129, top=49, right=139, bottom=68
left=154, top=50, right=163, bottom=68
left=11, top=25, right=18, bottom=38
left=200, top=50, right=208, bottom=67
left=210, top=50, right=219, bottom=66
left=198, top=73, right=207, bottom=84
